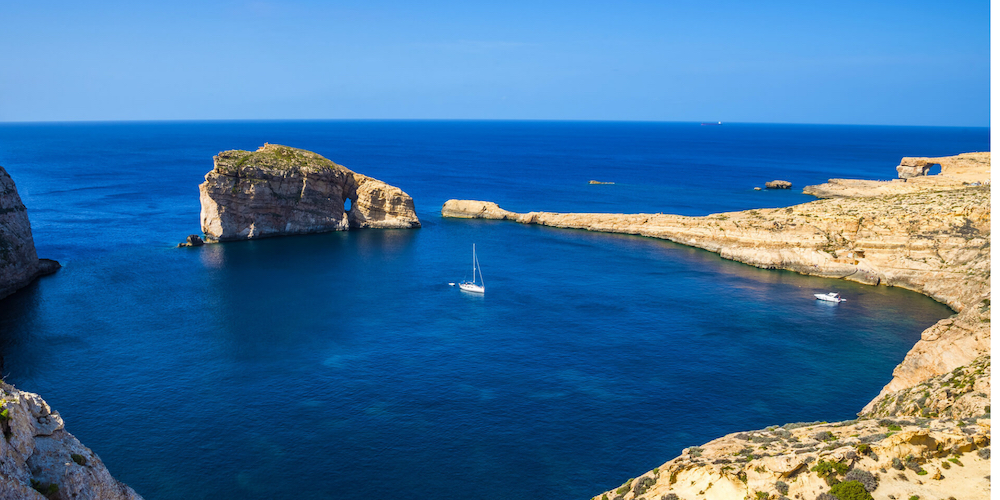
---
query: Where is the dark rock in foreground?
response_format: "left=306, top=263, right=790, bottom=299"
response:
left=0, top=166, right=60, bottom=300
left=177, top=234, right=204, bottom=247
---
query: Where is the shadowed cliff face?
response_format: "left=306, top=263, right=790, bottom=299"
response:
left=0, top=169, right=131, bottom=498
left=199, top=144, right=420, bottom=241
left=0, top=166, right=38, bottom=298
left=0, top=167, right=59, bottom=300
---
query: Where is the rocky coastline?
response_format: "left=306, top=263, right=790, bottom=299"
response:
left=199, top=144, right=420, bottom=242
left=0, top=383, right=142, bottom=500
left=442, top=153, right=991, bottom=500
left=0, top=166, right=60, bottom=301
left=0, top=149, right=988, bottom=499
left=0, top=167, right=139, bottom=499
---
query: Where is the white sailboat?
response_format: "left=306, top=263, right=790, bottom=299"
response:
left=458, top=244, right=485, bottom=294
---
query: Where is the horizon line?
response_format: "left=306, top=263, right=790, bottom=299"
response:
left=0, top=117, right=989, bottom=129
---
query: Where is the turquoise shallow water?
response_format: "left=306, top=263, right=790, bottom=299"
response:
left=0, top=121, right=984, bottom=499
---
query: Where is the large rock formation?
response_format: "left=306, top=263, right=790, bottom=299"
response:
left=442, top=153, right=991, bottom=500
left=199, top=144, right=420, bottom=241
left=0, top=383, right=142, bottom=500
left=896, top=152, right=991, bottom=179
left=805, top=152, right=991, bottom=198
left=0, top=166, right=59, bottom=300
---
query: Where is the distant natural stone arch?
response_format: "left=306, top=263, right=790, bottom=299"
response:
left=896, top=152, right=990, bottom=179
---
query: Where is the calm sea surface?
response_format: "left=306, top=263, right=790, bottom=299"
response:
left=0, top=121, right=987, bottom=499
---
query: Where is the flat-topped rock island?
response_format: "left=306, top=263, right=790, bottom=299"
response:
left=443, top=153, right=991, bottom=500
left=199, top=144, right=420, bottom=242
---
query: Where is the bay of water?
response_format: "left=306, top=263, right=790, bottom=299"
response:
left=0, top=121, right=986, bottom=499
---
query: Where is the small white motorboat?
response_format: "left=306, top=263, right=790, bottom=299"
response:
left=814, top=292, right=845, bottom=303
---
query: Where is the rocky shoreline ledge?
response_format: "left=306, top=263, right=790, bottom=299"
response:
left=442, top=153, right=991, bottom=500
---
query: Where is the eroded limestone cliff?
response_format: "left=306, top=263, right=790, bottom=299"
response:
left=442, top=152, right=991, bottom=500
left=594, top=410, right=990, bottom=500
left=199, top=144, right=420, bottom=241
left=0, top=380, right=142, bottom=499
left=804, top=152, right=990, bottom=199
left=0, top=166, right=59, bottom=300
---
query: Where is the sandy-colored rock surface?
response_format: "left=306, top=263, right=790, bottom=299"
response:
left=0, top=382, right=142, bottom=500
left=896, top=152, right=991, bottom=179
left=0, top=166, right=59, bottom=300
left=199, top=144, right=420, bottom=241
left=804, top=152, right=990, bottom=198
left=593, top=414, right=989, bottom=500
left=442, top=153, right=991, bottom=500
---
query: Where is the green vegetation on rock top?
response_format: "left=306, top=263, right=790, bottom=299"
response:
left=215, top=144, right=351, bottom=176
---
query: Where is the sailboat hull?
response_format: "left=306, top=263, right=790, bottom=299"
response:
left=459, top=282, right=485, bottom=293
left=814, top=293, right=845, bottom=302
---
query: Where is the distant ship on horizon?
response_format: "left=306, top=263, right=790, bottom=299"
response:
left=701, top=121, right=722, bottom=126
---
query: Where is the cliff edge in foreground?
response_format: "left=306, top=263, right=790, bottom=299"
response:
left=0, top=167, right=137, bottom=499
left=0, top=382, right=142, bottom=500
left=199, top=144, right=420, bottom=241
left=442, top=152, right=991, bottom=500
left=0, top=166, right=59, bottom=300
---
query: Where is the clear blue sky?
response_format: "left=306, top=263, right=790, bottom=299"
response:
left=0, top=0, right=989, bottom=125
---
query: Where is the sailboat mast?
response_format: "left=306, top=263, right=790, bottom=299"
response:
left=472, top=244, right=477, bottom=281
left=477, top=253, right=484, bottom=287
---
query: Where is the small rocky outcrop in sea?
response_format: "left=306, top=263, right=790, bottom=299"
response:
left=0, top=166, right=60, bottom=300
left=199, top=144, right=420, bottom=241
left=177, top=234, right=204, bottom=247
left=765, top=179, right=792, bottom=189
left=0, top=381, right=143, bottom=499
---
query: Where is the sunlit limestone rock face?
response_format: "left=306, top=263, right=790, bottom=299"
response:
left=444, top=153, right=993, bottom=500
left=895, top=152, right=991, bottom=179
left=199, top=144, right=420, bottom=241
left=0, top=382, right=143, bottom=499
left=0, top=166, right=59, bottom=300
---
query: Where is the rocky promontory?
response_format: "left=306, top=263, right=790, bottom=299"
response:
left=803, top=152, right=991, bottom=199
left=442, top=153, right=991, bottom=500
left=0, top=382, right=142, bottom=499
left=0, top=166, right=59, bottom=300
left=199, top=144, right=420, bottom=241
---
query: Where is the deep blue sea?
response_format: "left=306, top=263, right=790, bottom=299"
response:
left=0, top=121, right=987, bottom=499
